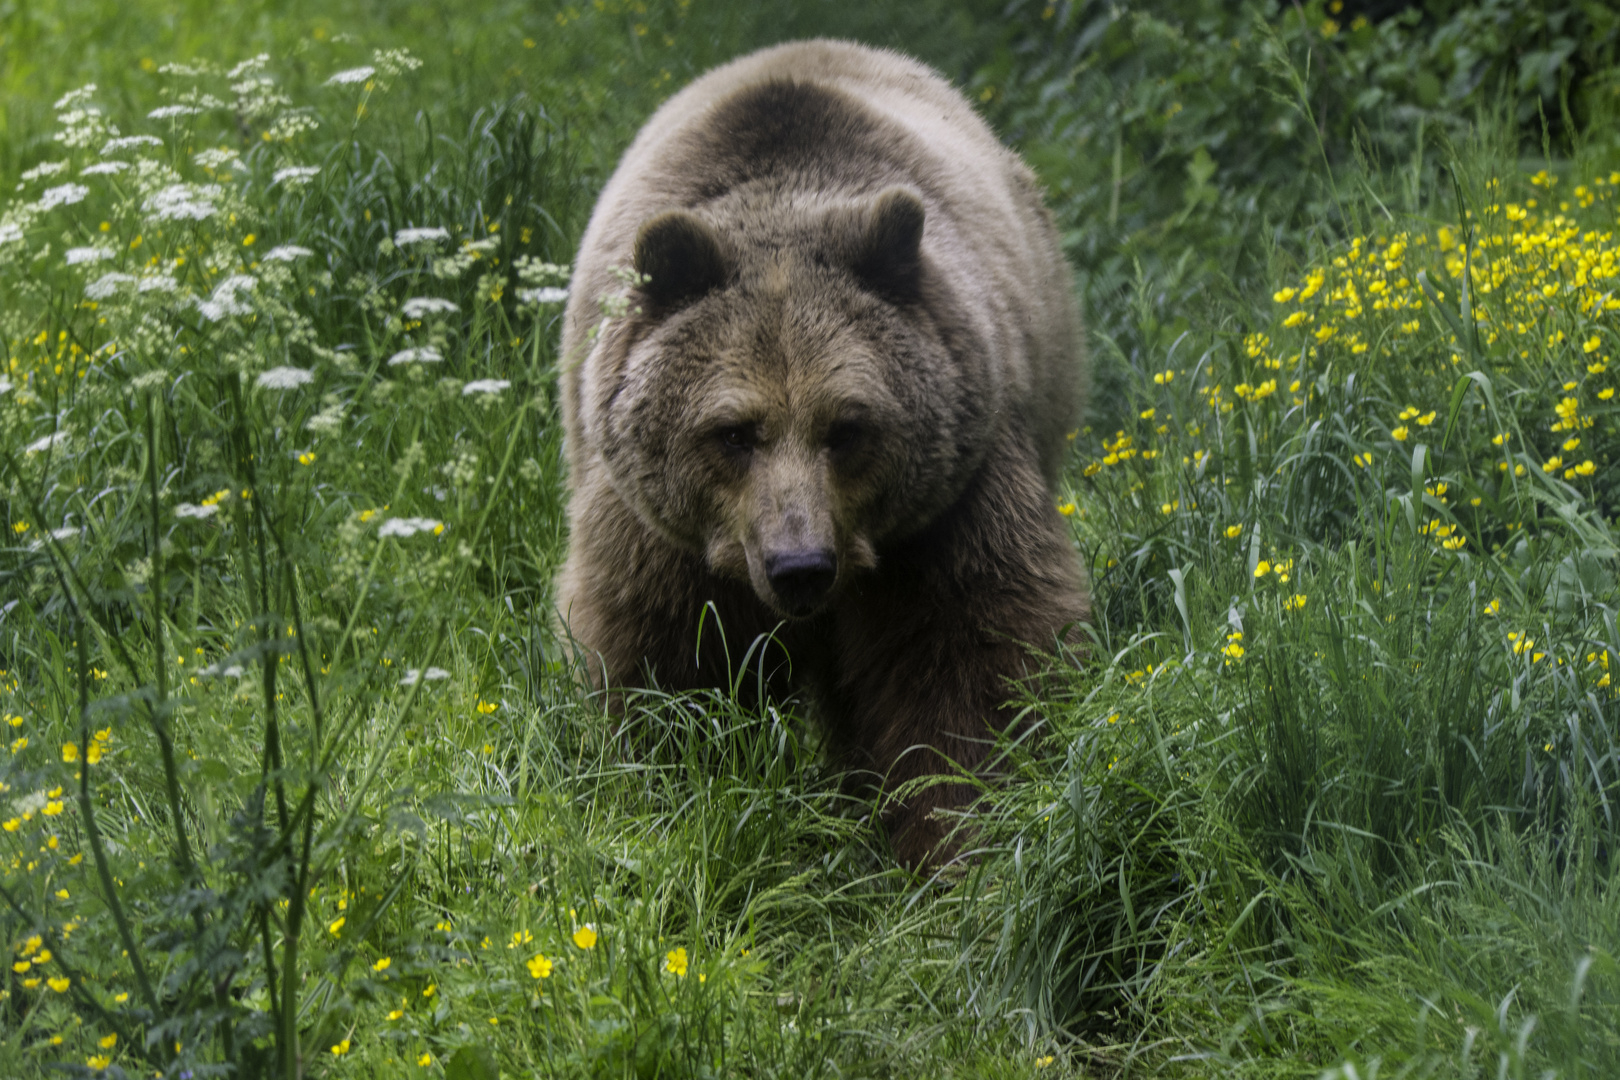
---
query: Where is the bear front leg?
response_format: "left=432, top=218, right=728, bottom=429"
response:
left=556, top=472, right=780, bottom=698
left=828, top=453, right=1088, bottom=868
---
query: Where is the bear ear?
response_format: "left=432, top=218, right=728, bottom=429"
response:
left=851, top=187, right=926, bottom=301
left=632, top=210, right=729, bottom=309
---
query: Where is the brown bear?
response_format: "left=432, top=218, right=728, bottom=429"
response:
left=556, top=38, right=1088, bottom=867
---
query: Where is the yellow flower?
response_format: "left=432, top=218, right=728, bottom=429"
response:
left=328, top=916, right=345, bottom=936
left=62, top=743, right=78, bottom=762
left=373, top=957, right=391, bottom=972
left=526, top=953, right=553, bottom=979
left=664, top=947, right=689, bottom=977
left=1282, top=310, right=1309, bottom=328
left=1036, top=1057, right=1056, bottom=1069
left=1224, top=524, right=1243, bottom=539
left=1415, top=411, right=1436, bottom=426
left=47, top=976, right=70, bottom=992
left=1254, top=560, right=1271, bottom=578
left=1586, top=336, right=1603, bottom=354
left=297, top=452, right=317, bottom=466
left=1273, top=287, right=1297, bottom=303
left=99, top=1033, right=117, bottom=1049
left=387, top=1009, right=404, bottom=1020
left=1391, top=426, right=1409, bottom=442
left=43, top=800, right=63, bottom=816
left=1601, top=388, right=1616, bottom=401
left=1483, top=598, right=1501, bottom=617
left=1057, top=501, right=1076, bottom=516
left=1576, top=460, right=1597, bottom=477
left=1543, top=456, right=1563, bottom=474
left=422, top=984, right=436, bottom=997
left=419, top=1053, right=433, bottom=1066
left=572, top=925, right=598, bottom=950
left=476, top=700, right=498, bottom=715
left=330, top=1039, right=351, bottom=1057
left=87, top=1055, right=111, bottom=1071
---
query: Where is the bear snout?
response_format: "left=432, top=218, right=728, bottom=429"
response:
left=764, top=548, right=838, bottom=616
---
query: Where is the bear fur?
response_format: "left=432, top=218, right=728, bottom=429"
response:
left=556, top=39, right=1088, bottom=866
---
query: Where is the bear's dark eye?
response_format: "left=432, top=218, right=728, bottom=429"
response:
left=715, top=424, right=758, bottom=454
left=825, top=420, right=865, bottom=455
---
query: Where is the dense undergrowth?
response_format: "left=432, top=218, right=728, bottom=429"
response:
left=2, top=1, right=1617, bottom=1078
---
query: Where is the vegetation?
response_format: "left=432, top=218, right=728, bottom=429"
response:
left=1, top=1, right=1616, bottom=1077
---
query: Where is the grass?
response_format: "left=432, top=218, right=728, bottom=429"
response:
left=1, top=1, right=1618, bottom=1078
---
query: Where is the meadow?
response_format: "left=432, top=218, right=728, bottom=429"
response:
left=2, top=0, right=1618, bottom=1077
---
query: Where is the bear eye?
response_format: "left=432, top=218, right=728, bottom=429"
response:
left=715, top=423, right=758, bottom=454
left=825, top=420, right=865, bottom=454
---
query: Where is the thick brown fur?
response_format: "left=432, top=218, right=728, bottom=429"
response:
left=556, top=39, right=1088, bottom=867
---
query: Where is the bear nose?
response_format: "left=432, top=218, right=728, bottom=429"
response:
left=765, top=549, right=838, bottom=614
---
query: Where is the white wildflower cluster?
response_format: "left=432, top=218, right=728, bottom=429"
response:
left=273, top=165, right=321, bottom=188
left=388, top=347, right=443, bottom=366
left=514, top=256, right=571, bottom=306
left=264, top=244, right=314, bottom=262
left=257, top=366, right=315, bottom=390
left=144, top=182, right=224, bottom=222
left=53, top=84, right=119, bottom=150
left=377, top=516, right=444, bottom=539
left=198, top=275, right=259, bottom=321
left=462, top=379, right=510, bottom=397
left=229, top=54, right=291, bottom=123
left=431, top=237, right=499, bottom=281
left=402, top=296, right=458, bottom=319
left=398, top=667, right=450, bottom=687
left=18, top=161, right=69, bottom=183
left=395, top=226, right=449, bottom=247
left=264, top=111, right=322, bottom=142
left=194, top=147, right=242, bottom=172
left=326, top=66, right=376, bottom=87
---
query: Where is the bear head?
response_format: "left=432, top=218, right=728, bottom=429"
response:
left=588, top=185, right=998, bottom=619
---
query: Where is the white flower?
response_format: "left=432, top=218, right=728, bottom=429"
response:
left=518, top=286, right=569, bottom=304
left=86, top=272, right=135, bottom=299
left=399, top=666, right=451, bottom=687
left=101, top=135, right=164, bottom=153
left=387, top=347, right=442, bottom=366
left=193, top=148, right=241, bottom=169
left=50, top=526, right=80, bottom=541
left=256, top=366, right=314, bottom=389
left=263, top=244, right=314, bottom=262
left=65, top=246, right=114, bottom=265
left=0, top=378, right=12, bottom=394
left=25, top=433, right=68, bottom=454
left=377, top=516, right=444, bottom=539
left=0, top=223, right=23, bottom=246
left=54, top=85, right=96, bottom=110
left=402, top=297, right=459, bottom=318
left=138, top=275, right=179, bottom=293
left=462, top=379, right=511, bottom=396
left=394, top=226, right=449, bottom=246
left=174, top=503, right=218, bottom=519
left=201, top=662, right=245, bottom=678
left=198, top=274, right=257, bottom=320
left=326, top=65, right=376, bottom=86
left=144, top=183, right=220, bottom=222
left=148, top=104, right=203, bottom=119
left=273, top=165, right=321, bottom=187
left=37, top=183, right=89, bottom=211
left=19, top=161, right=68, bottom=182
left=81, top=161, right=130, bottom=175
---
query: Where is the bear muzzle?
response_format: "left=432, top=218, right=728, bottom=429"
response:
left=763, top=547, right=838, bottom=617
